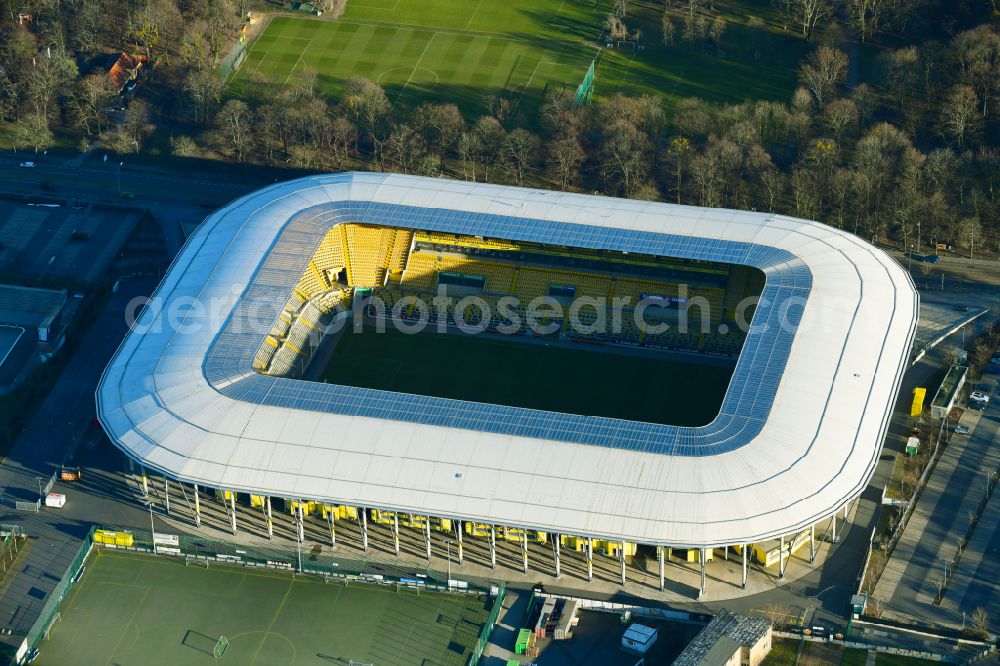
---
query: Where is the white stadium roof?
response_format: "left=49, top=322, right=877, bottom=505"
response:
left=97, top=172, right=917, bottom=548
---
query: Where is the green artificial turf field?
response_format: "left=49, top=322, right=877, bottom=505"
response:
left=37, top=550, right=489, bottom=666
left=232, top=0, right=808, bottom=118
left=320, top=327, right=734, bottom=426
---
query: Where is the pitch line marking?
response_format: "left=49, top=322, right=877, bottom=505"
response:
left=351, top=0, right=400, bottom=9
left=512, top=59, right=563, bottom=110
left=106, top=587, right=150, bottom=666
left=397, top=32, right=438, bottom=99
left=250, top=579, right=295, bottom=665
left=283, top=38, right=314, bottom=85
left=465, top=0, right=484, bottom=30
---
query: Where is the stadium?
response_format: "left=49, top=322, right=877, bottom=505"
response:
left=96, top=172, right=917, bottom=597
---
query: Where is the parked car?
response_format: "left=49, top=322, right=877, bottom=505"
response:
left=969, top=401, right=986, bottom=411
left=954, top=425, right=970, bottom=434
left=19, top=161, right=35, bottom=168
left=971, top=391, right=990, bottom=403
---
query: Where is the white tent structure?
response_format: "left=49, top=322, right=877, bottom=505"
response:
left=97, top=173, right=917, bottom=591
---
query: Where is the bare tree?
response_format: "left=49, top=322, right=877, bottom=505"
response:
left=184, top=70, right=225, bottom=125
left=822, top=98, right=859, bottom=144
left=665, top=136, right=692, bottom=204
left=503, top=128, right=540, bottom=186
left=343, top=77, right=391, bottom=163
left=169, top=135, right=199, bottom=158
left=605, top=13, right=629, bottom=42
left=845, top=0, right=897, bottom=42
left=799, top=46, right=849, bottom=109
left=601, top=120, right=651, bottom=197
left=662, top=11, right=676, bottom=45
left=776, top=0, right=839, bottom=40
left=960, top=217, right=982, bottom=259
left=952, top=26, right=1000, bottom=116
left=939, top=85, right=979, bottom=148
left=385, top=123, right=428, bottom=174
left=24, top=53, right=77, bottom=115
left=472, top=115, right=506, bottom=182
left=129, top=0, right=182, bottom=62
left=11, top=112, right=54, bottom=154
left=68, top=72, right=119, bottom=135
left=548, top=137, right=584, bottom=190
left=215, top=99, right=254, bottom=162
left=969, top=607, right=989, bottom=638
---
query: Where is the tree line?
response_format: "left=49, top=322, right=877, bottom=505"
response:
left=1, top=0, right=999, bottom=253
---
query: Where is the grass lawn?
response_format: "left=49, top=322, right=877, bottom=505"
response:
left=762, top=638, right=800, bottom=665
left=840, top=647, right=868, bottom=666
left=232, top=0, right=809, bottom=120
left=320, top=327, right=734, bottom=426
left=38, top=550, right=490, bottom=666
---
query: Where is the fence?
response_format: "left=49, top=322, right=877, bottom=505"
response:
left=218, top=41, right=248, bottom=80
left=468, top=582, right=505, bottom=666
left=96, top=524, right=491, bottom=589
left=17, top=526, right=95, bottom=664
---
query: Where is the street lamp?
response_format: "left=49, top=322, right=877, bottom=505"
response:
left=444, top=538, right=452, bottom=587
left=145, top=499, right=156, bottom=553
left=116, top=161, right=125, bottom=196
left=35, top=477, right=43, bottom=500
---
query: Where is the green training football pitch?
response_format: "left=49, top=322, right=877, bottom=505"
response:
left=232, top=0, right=806, bottom=118
left=320, top=328, right=734, bottom=427
left=37, top=550, right=489, bottom=666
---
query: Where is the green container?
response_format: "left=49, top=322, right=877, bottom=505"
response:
left=514, top=628, right=532, bottom=654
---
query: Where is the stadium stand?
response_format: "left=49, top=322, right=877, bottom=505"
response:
left=257, top=223, right=754, bottom=376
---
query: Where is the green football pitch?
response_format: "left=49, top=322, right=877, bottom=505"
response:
left=320, top=328, right=734, bottom=427
left=232, top=0, right=806, bottom=118
left=37, top=550, right=490, bottom=666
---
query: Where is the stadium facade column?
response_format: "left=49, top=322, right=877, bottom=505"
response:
left=658, top=546, right=665, bottom=591
left=779, top=534, right=786, bottom=579
left=140, top=465, right=148, bottom=496
left=809, top=524, right=815, bottom=564
left=489, top=525, right=496, bottom=569
left=456, top=521, right=464, bottom=565
left=521, top=531, right=528, bottom=574
left=831, top=512, right=838, bottom=543
left=424, top=516, right=431, bottom=561
left=586, top=538, right=593, bottom=582
left=229, top=493, right=237, bottom=535
left=163, top=477, right=170, bottom=514
left=698, top=548, right=706, bottom=599
left=618, top=540, right=626, bottom=586
left=392, top=512, right=400, bottom=556
left=297, top=501, right=305, bottom=542
left=327, top=507, right=336, bottom=548
left=361, top=508, right=369, bottom=552
left=741, top=545, right=748, bottom=589
left=265, top=496, right=273, bottom=539
left=552, top=534, right=561, bottom=579
left=193, top=484, right=201, bottom=527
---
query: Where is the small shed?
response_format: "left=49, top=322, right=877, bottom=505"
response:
left=621, top=623, right=657, bottom=655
